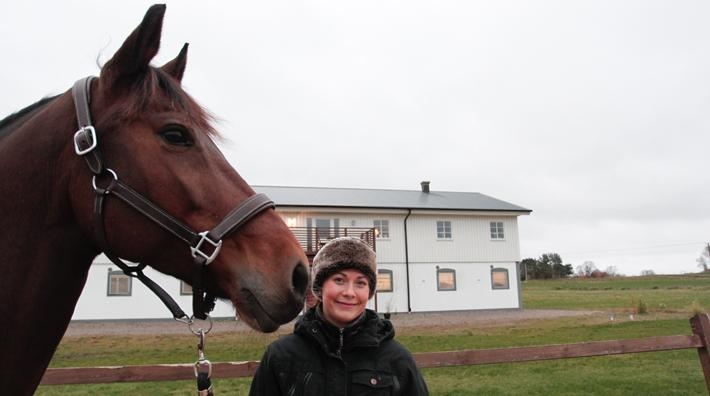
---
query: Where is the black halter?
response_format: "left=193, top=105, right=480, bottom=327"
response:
left=71, top=76, right=274, bottom=320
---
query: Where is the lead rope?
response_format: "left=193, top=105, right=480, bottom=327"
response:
left=189, top=318, right=215, bottom=395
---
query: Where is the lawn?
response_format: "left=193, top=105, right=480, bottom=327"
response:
left=523, top=273, right=710, bottom=312
left=37, top=273, right=710, bottom=395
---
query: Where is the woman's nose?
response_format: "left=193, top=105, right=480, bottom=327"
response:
left=341, top=282, right=356, bottom=296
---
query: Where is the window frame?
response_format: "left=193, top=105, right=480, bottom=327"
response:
left=374, top=219, right=390, bottom=239
left=107, top=270, right=132, bottom=296
left=377, top=269, right=394, bottom=292
left=436, top=267, right=457, bottom=291
left=491, top=267, right=510, bottom=290
left=180, top=280, right=193, bottom=295
left=436, top=220, right=452, bottom=240
left=490, top=221, right=505, bottom=240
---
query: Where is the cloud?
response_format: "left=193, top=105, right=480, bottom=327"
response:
left=2, top=1, right=708, bottom=275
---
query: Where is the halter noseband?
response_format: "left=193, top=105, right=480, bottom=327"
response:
left=71, top=76, right=274, bottom=320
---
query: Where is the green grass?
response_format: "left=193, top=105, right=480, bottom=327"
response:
left=37, top=273, right=710, bottom=395
left=523, top=273, right=710, bottom=312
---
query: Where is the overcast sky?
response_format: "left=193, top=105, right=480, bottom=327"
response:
left=2, top=1, right=708, bottom=276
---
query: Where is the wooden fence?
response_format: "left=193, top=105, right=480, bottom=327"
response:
left=42, top=313, right=710, bottom=393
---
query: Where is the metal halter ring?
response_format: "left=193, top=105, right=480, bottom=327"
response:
left=91, top=168, right=118, bottom=192
left=188, top=315, right=214, bottom=335
left=194, top=358, right=213, bottom=378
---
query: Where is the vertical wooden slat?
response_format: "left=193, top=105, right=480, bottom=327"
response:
left=690, top=313, right=710, bottom=394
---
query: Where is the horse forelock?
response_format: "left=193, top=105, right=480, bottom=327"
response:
left=112, top=68, right=219, bottom=138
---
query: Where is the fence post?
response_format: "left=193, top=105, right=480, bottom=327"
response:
left=690, top=313, right=710, bottom=394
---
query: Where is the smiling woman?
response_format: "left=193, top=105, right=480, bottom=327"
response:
left=249, top=237, right=429, bottom=395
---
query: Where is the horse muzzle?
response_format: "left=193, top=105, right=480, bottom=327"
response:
left=236, top=261, right=309, bottom=332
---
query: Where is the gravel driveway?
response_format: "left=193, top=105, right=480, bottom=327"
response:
left=63, top=309, right=598, bottom=337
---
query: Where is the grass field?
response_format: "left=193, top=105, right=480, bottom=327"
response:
left=37, top=273, right=710, bottom=395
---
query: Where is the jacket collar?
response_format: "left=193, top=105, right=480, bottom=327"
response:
left=295, top=306, right=394, bottom=356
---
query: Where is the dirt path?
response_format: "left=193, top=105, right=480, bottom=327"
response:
left=63, top=309, right=599, bottom=337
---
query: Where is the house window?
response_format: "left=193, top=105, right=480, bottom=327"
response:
left=436, top=221, right=452, bottom=239
left=374, top=219, right=389, bottom=239
left=315, top=218, right=333, bottom=240
left=107, top=270, right=131, bottom=296
left=180, top=281, right=193, bottom=295
left=491, top=267, right=510, bottom=289
left=490, top=221, right=505, bottom=240
left=377, top=269, right=393, bottom=292
left=437, top=267, right=456, bottom=291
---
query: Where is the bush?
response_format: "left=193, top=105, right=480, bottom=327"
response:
left=689, top=300, right=704, bottom=315
left=632, top=297, right=648, bottom=315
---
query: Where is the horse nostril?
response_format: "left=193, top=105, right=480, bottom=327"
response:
left=291, top=261, right=309, bottom=299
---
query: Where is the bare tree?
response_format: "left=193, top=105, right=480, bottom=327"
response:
left=697, top=244, right=710, bottom=272
left=576, top=261, right=596, bottom=277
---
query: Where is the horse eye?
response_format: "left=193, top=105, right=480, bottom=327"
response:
left=160, top=128, right=193, bottom=146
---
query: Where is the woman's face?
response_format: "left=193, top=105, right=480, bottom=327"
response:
left=321, top=268, right=370, bottom=328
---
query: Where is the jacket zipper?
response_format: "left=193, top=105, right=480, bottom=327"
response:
left=337, top=328, right=344, bottom=358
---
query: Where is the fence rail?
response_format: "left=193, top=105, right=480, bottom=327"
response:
left=41, top=313, right=710, bottom=393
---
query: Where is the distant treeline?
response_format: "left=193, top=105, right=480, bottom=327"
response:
left=520, top=253, right=573, bottom=280
left=520, top=253, right=624, bottom=280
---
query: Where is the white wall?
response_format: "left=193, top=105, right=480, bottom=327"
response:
left=71, top=208, right=525, bottom=320
left=406, top=214, right=521, bottom=263
left=407, top=262, right=520, bottom=312
left=277, top=208, right=524, bottom=314
left=73, top=257, right=236, bottom=320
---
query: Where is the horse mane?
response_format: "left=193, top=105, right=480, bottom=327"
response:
left=1, top=68, right=219, bottom=141
left=120, top=68, right=219, bottom=138
left=0, top=96, right=59, bottom=138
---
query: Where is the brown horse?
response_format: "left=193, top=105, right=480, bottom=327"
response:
left=0, top=5, right=309, bottom=394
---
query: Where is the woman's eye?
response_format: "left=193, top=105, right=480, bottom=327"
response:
left=160, top=128, right=193, bottom=146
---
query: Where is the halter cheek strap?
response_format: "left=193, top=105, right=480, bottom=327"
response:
left=72, top=76, right=275, bottom=321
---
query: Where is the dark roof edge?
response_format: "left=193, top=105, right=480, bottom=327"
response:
left=274, top=204, right=532, bottom=213
left=253, top=184, right=483, bottom=194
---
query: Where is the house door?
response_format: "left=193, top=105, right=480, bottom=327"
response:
left=308, top=218, right=339, bottom=248
left=315, top=218, right=331, bottom=240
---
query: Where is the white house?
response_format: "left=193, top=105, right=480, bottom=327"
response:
left=71, top=182, right=531, bottom=320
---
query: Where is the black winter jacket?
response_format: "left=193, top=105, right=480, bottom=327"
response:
left=249, top=307, right=429, bottom=395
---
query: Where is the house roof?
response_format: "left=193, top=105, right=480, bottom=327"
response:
left=253, top=185, right=532, bottom=213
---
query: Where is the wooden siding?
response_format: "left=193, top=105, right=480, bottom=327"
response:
left=275, top=209, right=523, bottom=314
left=71, top=206, right=525, bottom=320
left=406, top=214, right=521, bottom=263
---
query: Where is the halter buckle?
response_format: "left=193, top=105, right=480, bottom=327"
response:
left=191, top=231, right=222, bottom=264
left=74, top=126, right=98, bottom=155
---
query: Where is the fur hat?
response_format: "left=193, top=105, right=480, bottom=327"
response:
left=311, top=237, right=377, bottom=299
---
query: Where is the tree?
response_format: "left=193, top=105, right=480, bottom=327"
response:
left=530, top=258, right=552, bottom=279
left=553, top=263, right=574, bottom=278
left=521, top=253, right=573, bottom=280
left=576, top=261, right=597, bottom=277
left=640, top=269, right=655, bottom=276
left=540, top=253, right=573, bottom=279
left=604, top=266, right=620, bottom=277
left=520, top=258, right=537, bottom=281
left=697, top=244, right=710, bottom=272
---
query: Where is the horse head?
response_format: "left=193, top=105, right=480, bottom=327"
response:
left=69, top=4, right=309, bottom=332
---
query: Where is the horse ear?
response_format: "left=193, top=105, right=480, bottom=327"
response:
left=100, top=4, right=166, bottom=89
left=160, top=43, right=189, bottom=82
